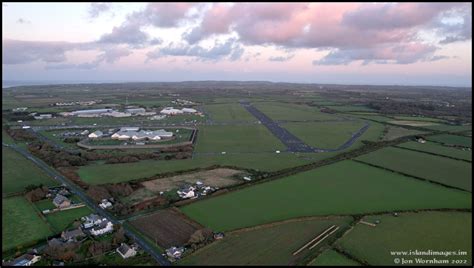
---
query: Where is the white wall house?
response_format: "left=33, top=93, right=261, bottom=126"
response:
left=88, top=130, right=103, bottom=138
left=90, top=221, right=114, bottom=236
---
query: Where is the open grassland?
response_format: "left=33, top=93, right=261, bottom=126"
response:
left=2, top=196, right=53, bottom=251
left=427, top=134, right=472, bottom=147
left=45, top=206, right=93, bottom=233
left=78, top=152, right=336, bottom=184
left=391, top=116, right=447, bottom=123
left=178, top=216, right=353, bottom=266
left=388, top=120, right=439, bottom=127
left=422, top=124, right=472, bottom=132
left=2, top=147, right=58, bottom=195
left=336, top=212, right=472, bottom=265
left=397, top=141, right=471, bottom=161
left=308, top=249, right=360, bottom=266
left=194, top=125, right=285, bottom=153
left=181, top=161, right=471, bottom=231
left=2, top=130, right=15, bottom=144
left=254, top=102, right=339, bottom=121
left=323, top=105, right=375, bottom=112
left=204, top=103, right=256, bottom=122
left=356, top=147, right=471, bottom=191
left=282, top=121, right=366, bottom=149
left=381, top=126, right=427, bottom=141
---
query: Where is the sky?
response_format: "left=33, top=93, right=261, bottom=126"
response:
left=2, top=2, right=472, bottom=87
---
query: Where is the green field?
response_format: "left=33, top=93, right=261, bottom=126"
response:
left=195, top=125, right=285, bottom=153
left=422, top=124, right=472, bottom=132
left=397, top=141, right=471, bottom=161
left=2, top=196, right=53, bottom=251
left=391, top=116, right=447, bottom=123
left=2, top=130, right=15, bottom=144
left=323, top=105, right=375, bottom=112
left=283, top=121, right=366, bottom=149
left=309, top=249, right=360, bottom=266
left=78, top=152, right=339, bottom=184
left=356, top=147, right=471, bottom=191
left=2, top=147, right=58, bottom=195
left=427, top=134, right=472, bottom=147
left=45, top=206, right=93, bottom=233
left=336, top=212, right=472, bottom=265
left=203, top=103, right=256, bottom=122
left=181, top=161, right=471, bottom=231
left=254, top=102, right=338, bottom=121
left=34, top=199, right=56, bottom=211
left=179, top=216, right=353, bottom=266
left=381, top=126, right=427, bottom=141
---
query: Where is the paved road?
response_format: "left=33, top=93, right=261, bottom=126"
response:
left=240, top=100, right=370, bottom=153
left=2, top=142, right=171, bottom=266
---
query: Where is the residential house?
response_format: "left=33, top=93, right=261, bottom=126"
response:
left=90, top=221, right=114, bottom=236
left=61, top=227, right=85, bottom=242
left=213, top=232, right=225, bottom=240
left=9, top=254, right=41, bottom=266
left=99, top=199, right=112, bottom=209
left=88, top=130, right=103, bottom=139
left=116, top=243, right=137, bottom=259
left=165, top=247, right=185, bottom=259
left=160, top=107, right=183, bottom=115
left=53, top=194, right=71, bottom=209
left=81, top=214, right=106, bottom=229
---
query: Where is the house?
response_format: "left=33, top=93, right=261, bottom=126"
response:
left=80, top=130, right=90, bottom=135
left=116, top=243, right=137, bottom=259
left=48, top=238, right=65, bottom=248
left=61, top=227, right=85, bottom=241
left=181, top=108, right=197, bottom=113
left=99, top=199, right=112, bottom=209
left=213, top=232, right=225, bottom=240
left=58, top=188, right=70, bottom=196
left=88, top=130, right=103, bottom=139
left=9, top=254, right=41, bottom=266
left=165, top=247, right=185, bottom=259
left=53, top=194, right=71, bottom=208
left=150, top=115, right=166, bottom=120
left=90, top=221, right=114, bottom=236
left=12, top=107, right=28, bottom=112
left=82, top=214, right=106, bottom=229
left=416, top=137, right=426, bottom=143
left=243, top=176, right=252, bottom=181
left=177, top=185, right=196, bottom=199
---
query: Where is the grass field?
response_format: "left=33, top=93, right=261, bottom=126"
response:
left=356, top=146, right=471, bottom=191
left=336, top=212, right=472, bottom=265
left=203, top=103, right=256, bottom=122
left=381, top=126, right=427, bottom=141
left=180, top=161, right=471, bottom=231
left=397, top=141, right=471, bottom=161
left=422, top=124, right=472, bottom=132
left=2, top=196, right=53, bottom=251
left=323, top=105, right=375, bottom=112
left=45, top=206, right=93, bottom=233
left=78, top=152, right=338, bottom=184
left=391, top=116, right=447, bottom=123
left=427, top=134, right=472, bottom=147
left=254, top=102, right=338, bottom=121
left=195, top=125, right=285, bottom=153
left=308, top=249, right=360, bottom=266
left=2, top=147, right=58, bottom=195
left=178, top=216, right=353, bottom=266
left=282, top=121, right=367, bottom=149
left=34, top=199, right=56, bottom=211
left=2, top=130, right=15, bottom=144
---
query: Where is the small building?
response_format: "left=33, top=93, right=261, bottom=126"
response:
left=416, top=137, right=426, bottom=143
left=160, top=107, right=184, bottom=115
left=53, top=194, right=71, bottom=208
left=243, top=176, right=252, bottom=181
left=120, top=127, right=140, bottom=132
left=82, top=214, right=106, bottom=229
left=34, top=114, right=53, bottom=120
left=61, top=227, right=85, bottom=241
left=12, top=107, right=28, bottom=112
left=99, top=199, right=112, bottom=209
left=165, top=247, right=185, bottom=259
left=150, top=115, right=166, bottom=120
left=9, top=254, right=41, bottom=266
left=116, top=243, right=137, bottom=259
left=213, top=232, right=225, bottom=240
left=88, top=130, right=103, bottom=139
left=90, top=221, right=114, bottom=236
left=181, top=108, right=197, bottom=113
left=80, top=130, right=90, bottom=135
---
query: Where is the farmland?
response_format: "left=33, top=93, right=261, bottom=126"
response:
left=2, top=147, right=58, bottom=195
left=396, top=141, right=471, bottom=161
left=335, top=212, right=472, bottom=265
left=254, top=102, right=338, bottom=121
left=203, top=103, right=256, bottom=122
left=309, top=249, right=360, bottom=266
left=129, top=209, right=203, bottom=248
left=194, top=125, right=285, bottom=153
left=356, top=147, right=471, bottom=191
left=45, top=206, right=93, bottom=233
left=427, top=134, right=472, bottom=147
left=2, top=196, right=53, bottom=251
left=178, top=216, right=353, bottom=266
left=381, top=126, right=427, bottom=141
left=180, top=161, right=471, bottom=231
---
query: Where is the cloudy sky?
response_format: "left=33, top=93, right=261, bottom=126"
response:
left=2, top=2, right=472, bottom=86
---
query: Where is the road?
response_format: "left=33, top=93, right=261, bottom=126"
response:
left=2, top=142, right=171, bottom=266
left=240, top=100, right=370, bottom=153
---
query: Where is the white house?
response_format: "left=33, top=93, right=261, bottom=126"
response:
left=99, top=199, right=112, bottom=209
left=88, top=130, right=103, bottom=139
left=166, top=247, right=185, bottom=259
left=10, top=254, right=41, bottom=266
left=160, top=107, right=184, bottom=115
left=181, top=108, right=197, bottom=113
left=90, top=221, right=114, bottom=236
left=82, top=214, right=106, bottom=229
left=116, top=243, right=137, bottom=259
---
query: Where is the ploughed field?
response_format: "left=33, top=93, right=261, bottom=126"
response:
left=129, top=208, right=204, bottom=248
left=178, top=216, right=353, bottom=266
left=335, top=212, right=472, bottom=265
left=180, top=161, right=471, bottom=231
left=356, top=146, right=472, bottom=191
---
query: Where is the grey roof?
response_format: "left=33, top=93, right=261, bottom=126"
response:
left=72, top=109, right=112, bottom=114
left=86, top=214, right=102, bottom=222
left=91, top=130, right=103, bottom=136
left=53, top=194, right=69, bottom=206
left=62, top=228, right=84, bottom=239
left=117, top=243, right=132, bottom=255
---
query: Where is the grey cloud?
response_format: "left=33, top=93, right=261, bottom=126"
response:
left=45, top=62, right=100, bottom=70
left=268, top=54, right=295, bottom=62
left=98, top=23, right=149, bottom=46
left=2, top=40, right=74, bottom=64
left=88, top=3, right=112, bottom=19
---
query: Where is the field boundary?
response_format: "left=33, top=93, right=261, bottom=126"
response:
left=393, top=145, right=471, bottom=163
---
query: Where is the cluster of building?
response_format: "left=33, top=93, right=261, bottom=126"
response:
left=99, top=198, right=113, bottom=209
left=88, top=127, right=174, bottom=142
left=160, top=107, right=198, bottom=115
left=32, top=113, right=53, bottom=120
left=171, top=99, right=196, bottom=105
left=4, top=253, right=42, bottom=266
left=60, top=107, right=156, bottom=118
left=12, top=107, right=28, bottom=112
left=54, top=100, right=100, bottom=106
left=80, top=213, right=114, bottom=236
left=177, top=181, right=217, bottom=199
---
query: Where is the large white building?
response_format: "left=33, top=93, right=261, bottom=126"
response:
left=72, top=109, right=112, bottom=116
left=111, top=128, right=173, bottom=141
left=160, top=107, right=184, bottom=115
